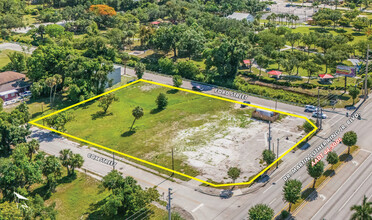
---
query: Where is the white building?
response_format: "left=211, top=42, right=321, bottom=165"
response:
left=226, top=12, right=255, bottom=22
left=106, top=65, right=123, bottom=88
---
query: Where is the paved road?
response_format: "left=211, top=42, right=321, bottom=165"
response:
left=293, top=98, right=372, bottom=219
left=0, top=42, right=36, bottom=54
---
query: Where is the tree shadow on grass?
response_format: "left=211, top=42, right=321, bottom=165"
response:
left=86, top=196, right=110, bottom=220
left=166, top=89, right=179, bottom=94
left=352, top=32, right=365, bottom=37
left=310, top=27, right=330, bottom=33
left=150, top=108, right=163, bottom=114
left=340, top=153, right=353, bottom=162
left=121, top=130, right=136, bottom=137
left=31, top=184, right=52, bottom=200
left=91, top=111, right=113, bottom=120
left=58, top=173, right=77, bottom=184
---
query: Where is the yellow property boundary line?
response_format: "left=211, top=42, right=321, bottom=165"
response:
left=29, top=79, right=318, bottom=187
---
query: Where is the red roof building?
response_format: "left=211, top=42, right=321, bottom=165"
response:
left=0, top=71, right=30, bottom=101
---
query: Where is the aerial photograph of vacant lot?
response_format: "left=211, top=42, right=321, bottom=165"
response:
left=37, top=81, right=307, bottom=183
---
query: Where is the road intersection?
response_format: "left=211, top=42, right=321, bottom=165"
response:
left=30, top=69, right=371, bottom=219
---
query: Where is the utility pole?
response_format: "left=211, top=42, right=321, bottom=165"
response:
left=268, top=121, right=272, bottom=151
left=171, top=147, right=174, bottom=176
left=167, top=188, right=173, bottom=220
left=112, top=152, right=115, bottom=170
left=316, top=88, right=320, bottom=128
left=365, top=44, right=369, bottom=100
left=277, top=138, right=279, bottom=168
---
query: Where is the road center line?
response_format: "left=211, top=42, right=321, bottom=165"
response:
left=263, top=185, right=274, bottom=194
left=269, top=198, right=277, bottom=205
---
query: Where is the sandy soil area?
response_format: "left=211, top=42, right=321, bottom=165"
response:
left=172, top=109, right=306, bottom=183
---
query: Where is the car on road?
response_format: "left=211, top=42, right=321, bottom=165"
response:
left=312, top=112, right=327, bottom=119
left=192, top=86, right=202, bottom=91
left=220, top=190, right=233, bottom=199
left=265, top=7, right=271, bottom=11
left=304, top=105, right=317, bottom=112
left=285, top=3, right=292, bottom=7
left=241, top=101, right=251, bottom=108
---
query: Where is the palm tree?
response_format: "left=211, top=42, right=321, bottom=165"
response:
left=350, top=195, right=372, bottom=220
left=45, top=77, right=56, bottom=104
left=130, top=106, right=144, bottom=131
left=59, top=149, right=72, bottom=175
left=70, top=154, right=84, bottom=175
left=293, top=15, right=299, bottom=28
left=27, top=139, right=39, bottom=161
left=52, top=74, right=62, bottom=105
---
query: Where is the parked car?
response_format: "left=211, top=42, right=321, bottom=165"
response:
left=241, top=101, right=251, bottom=108
left=312, top=112, right=327, bottom=119
left=23, top=91, right=31, bottom=96
left=192, top=86, right=202, bottom=91
left=265, top=7, right=271, bottom=11
left=127, top=79, right=136, bottom=84
left=304, top=105, right=317, bottom=112
left=285, top=3, right=292, bottom=7
left=220, top=190, right=233, bottom=199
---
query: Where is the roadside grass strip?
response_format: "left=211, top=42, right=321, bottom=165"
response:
left=29, top=79, right=317, bottom=187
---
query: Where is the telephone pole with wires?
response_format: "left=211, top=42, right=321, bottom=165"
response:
left=167, top=188, right=173, bottom=220
left=364, top=44, right=369, bottom=100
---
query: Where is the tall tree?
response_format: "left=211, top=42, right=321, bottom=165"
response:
left=204, top=38, right=247, bottom=78
left=130, top=106, right=144, bottom=131
left=343, top=131, right=357, bottom=154
left=349, top=86, right=361, bottom=105
left=307, top=160, right=324, bottom=188
left=326, top=151, right=339, bottom=169
left=135, top=62, right=145, bottom=79
left=156, top=93, right=168, bottom=110
left=248, top=204, right=274, bottom=220
left=350, top=195, right=372, bottom=220
left=227, top=167, right=241, bottom=183
left=26, top=139, right=40, bottom=161
left=283, top=179, right=302, bottom=213
left=285, top=32, right=302, bottom=51
left=42, top=155, right=62, bottom=193
left=262, top=149, right=276, bottom=165
left=98, top=93, right=119, bottom=114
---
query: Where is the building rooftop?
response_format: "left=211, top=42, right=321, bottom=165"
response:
left=0, top=71, right=26, bottom=85
left=226, top=12, right=253, bottom=21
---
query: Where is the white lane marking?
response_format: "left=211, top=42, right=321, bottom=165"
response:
left=329, top=114, right=346, bottom=128
left=361, top=149, right=372, bottom=153
left=263, top=185, right=274, bottom=194
left=192, top=203, right=204, bottom=213
left=319, top=194, right=326, bottom=201
left=352, top=160, right=359, bottom=166
left=311, top=154, right=372, bottom=220
left=338, top=171, right=372, bottom=211
left=269, top=198, right=277, bottom=205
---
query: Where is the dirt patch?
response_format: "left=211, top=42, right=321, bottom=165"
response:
left=172, top=112, right=306, bottom=183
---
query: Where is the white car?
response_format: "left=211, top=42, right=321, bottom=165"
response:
left=312, top=112, right=327, bottom=119
left=305, top=105, right=317, bottom=112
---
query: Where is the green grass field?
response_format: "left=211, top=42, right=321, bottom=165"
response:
left=34, top=171, right=168, bottom=220
left=0, top=50, right=11, bottom=69
left=39, top=81, right=255, bottom=178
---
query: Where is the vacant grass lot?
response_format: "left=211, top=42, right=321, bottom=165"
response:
left=0, top=49, right=11, bottom=69
left=43, top=81, right=256, bottom=177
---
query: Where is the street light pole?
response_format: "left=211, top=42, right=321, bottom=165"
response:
left=167, top=188, right=173, bottom=220
left=268, top=121, right=272, bottom=151
left=364, top=44, right=369, bottom=100
left=171, top=147, right=174, bottom=176
left=277, top=138, right=279, bottom=168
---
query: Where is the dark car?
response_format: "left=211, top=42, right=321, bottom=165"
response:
left=127, top=79, right=136, bottom=84
left=220, top=190, right=233, bottom=199
left=241, top=101, right=251, bottom=108
left=285, top=3, right=292, bottom=7
left=192, top=86, right=202, bottom=91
